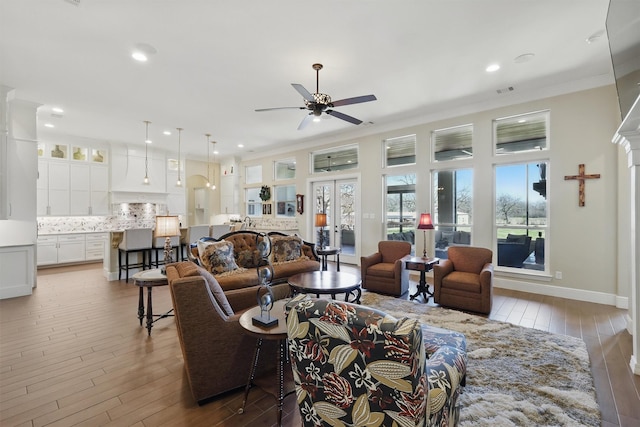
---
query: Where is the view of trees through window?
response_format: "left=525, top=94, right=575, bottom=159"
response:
left=495, top=162, right=547, bottom=270
left=385, top=174, right=416, bottom=252
left=432, top=169, right=473, bottom=259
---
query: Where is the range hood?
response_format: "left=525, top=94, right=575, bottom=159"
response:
left=110, top=191, right=169, bottom=204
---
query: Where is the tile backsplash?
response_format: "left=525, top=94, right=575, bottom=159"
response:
left=37, top=203, right=183, bottom=234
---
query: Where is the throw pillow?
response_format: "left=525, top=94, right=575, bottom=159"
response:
left=200, top=241, right=240, bottom=275
left=271, top=235, right=303, bottom=263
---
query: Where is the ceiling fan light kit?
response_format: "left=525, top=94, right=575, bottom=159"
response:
left=256, top=63, right=377, bottom=130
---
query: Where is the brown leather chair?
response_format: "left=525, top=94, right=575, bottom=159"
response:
left=360, top=240, right=411, bottom=296
left=433, top=246, right=494, bottom=314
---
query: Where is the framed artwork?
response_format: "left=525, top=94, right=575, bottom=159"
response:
left=262, top=203, right=272, bottom=215
left=296, top=194, right=304, bottom=214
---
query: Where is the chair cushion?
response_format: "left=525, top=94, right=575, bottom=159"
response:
left=442, top=271, right=481, bottom=293
left=200, top=241, right=240, bottom=275
left=366, top=262, right=396, bottom=278
left=271, top=235, right=303, bottom=263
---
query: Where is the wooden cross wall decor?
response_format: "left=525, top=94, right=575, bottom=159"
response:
left=564, top=164, right=601, bottom=207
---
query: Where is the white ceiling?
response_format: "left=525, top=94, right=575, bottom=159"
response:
left=0, top=0, right=615, bottom=161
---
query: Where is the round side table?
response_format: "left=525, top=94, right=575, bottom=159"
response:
left=132, top=268, right=173, bottom=336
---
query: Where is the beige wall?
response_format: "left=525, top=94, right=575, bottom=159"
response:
left=234, top=85, right=625, bottom=304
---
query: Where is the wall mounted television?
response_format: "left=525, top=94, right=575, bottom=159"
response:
left=606, top=0, right=640, bottom=121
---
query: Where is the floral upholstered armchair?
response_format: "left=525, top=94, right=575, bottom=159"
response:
left=286, top=297, right=467, bottom=426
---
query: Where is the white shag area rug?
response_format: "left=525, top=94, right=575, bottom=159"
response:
left=360, top=292, right=601, bottom=427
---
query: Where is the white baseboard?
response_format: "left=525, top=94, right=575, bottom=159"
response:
left=493, top=276, right=628, bottom=309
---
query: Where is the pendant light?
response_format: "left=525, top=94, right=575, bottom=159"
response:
left=143, top=120, right=151, bottom=185
left=205, top=133, right=211, bottom=188
left=211, top=140, right=217, bottom=190
left=176, top=127, right=183, bottom=187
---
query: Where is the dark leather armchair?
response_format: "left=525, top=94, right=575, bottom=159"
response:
left=433, top=246, right=494, bottom=314
left=360, top=240, right=411, bottom=296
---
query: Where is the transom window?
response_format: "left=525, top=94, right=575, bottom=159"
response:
left=494, top=110, right=549, bottom=155
left=312, top=145, right=358, bottom=173
left=245, top=164, right=262, bottom=184
left=432, top=124, right=473, bottom=162
left=384, top=135, right=416, bottom=167
left=274, top=159, right=296, bottom=180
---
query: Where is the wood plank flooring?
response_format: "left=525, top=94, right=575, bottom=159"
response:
left=1, top=262, right=638, bottom=426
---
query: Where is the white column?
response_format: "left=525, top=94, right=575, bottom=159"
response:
left=613, top=98, right=640, bottom=374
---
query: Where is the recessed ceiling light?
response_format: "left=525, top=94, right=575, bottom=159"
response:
left=131, top=43, right=157, bottom=62
left=514, top=53, right=535, bottom=64
left=238, top=144, right=244, bottom=148
left=486, top=64, right=500, bottom=73
left=163, top=130, right=171, bottom=135
left=52, top=107, right=64, bottom=114
left=44, top=123, right=54, bottom=128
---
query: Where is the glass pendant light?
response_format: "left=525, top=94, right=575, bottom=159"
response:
left=205, top=133, right=211, bottom=188
left=211, top=140, right=217, bottom=190
left=176, top=127, right=182, bottom=187
left=143, top=120, right=151, bottom=185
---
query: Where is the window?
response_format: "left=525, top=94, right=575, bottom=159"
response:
left=495, top=162, right=547, bottom=271
left=494, top=110, right=549, bottom=155
left=433, top=124, right=473, bottom=162
left=245, top=165, right=262, bottom=184
left=432, top=169, right=473, bottom=259
left=274, top=185, right=296, bottom=217
left=384, top=135, right=416, bottom=167
left=245, top=187, right=262, bottom=217
left=312, top=145, right=358, bottom=173
left=274, top=159, right=296, bottom=180
left=385, top=174, right=416, bottom=252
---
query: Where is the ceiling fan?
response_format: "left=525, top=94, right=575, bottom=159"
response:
left=255, top=63, right=377, bottom=130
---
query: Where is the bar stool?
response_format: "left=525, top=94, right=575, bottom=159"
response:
left=118, top=228, right=153, bottom=282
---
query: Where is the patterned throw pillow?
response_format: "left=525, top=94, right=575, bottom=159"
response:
left=200, top=241, right=239, bottom=275
left=271, top=235, right=303, bottom=263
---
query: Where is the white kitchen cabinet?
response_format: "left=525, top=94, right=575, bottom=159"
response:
left=220, top=173, right=239, bottom=215
left=70, top=163, right=90, bottom=215
left=90, top=165, right=109, bottom=215
left=37, top=160, right=70, bottom=216
left=58, top=234, right=86, bottom=263
left=37, top=234, right=89, bottom=266
left=85, top=233, right=107, bottom=260
left=38, top=159, right=109, bottom=216
left=36, top=235, right=58, bottom=266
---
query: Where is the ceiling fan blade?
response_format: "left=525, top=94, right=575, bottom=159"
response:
left=255, top=106, right=305, bottom=112
left=297, top=113, right=314, bottom=130
left=331, top=94, right=377, bottom=107
left=326, top=109, right=363, bottom=125
left=291, top=84, right=315, bottom=102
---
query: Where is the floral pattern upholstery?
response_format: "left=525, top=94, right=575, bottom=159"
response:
left=286, top=297, right=467, bottom=427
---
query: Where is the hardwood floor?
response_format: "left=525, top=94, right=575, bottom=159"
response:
left=1, top=262, right=639, bottom=426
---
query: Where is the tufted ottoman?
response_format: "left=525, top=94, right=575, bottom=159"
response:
left=422, top=324, right=467, bottom=426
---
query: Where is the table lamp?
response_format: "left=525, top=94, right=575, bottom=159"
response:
left=417, top=213, right=434, bottom=258
left=154, top=215, right=180, bottom=273
left=315, top=213, right=327, bottom=248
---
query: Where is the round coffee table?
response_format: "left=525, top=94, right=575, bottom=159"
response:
left=288, top=271, right=362, bottom=304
